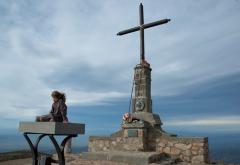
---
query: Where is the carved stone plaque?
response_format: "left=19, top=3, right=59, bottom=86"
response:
left=127, top=129, right=138, bottom=137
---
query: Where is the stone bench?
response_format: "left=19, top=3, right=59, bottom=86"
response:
left=19, top=122, right=85, bottom=165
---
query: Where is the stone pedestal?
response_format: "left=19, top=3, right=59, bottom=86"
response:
left=132, top=65, right=152, bottom=114
left=121, top=121, right=147, bottom=151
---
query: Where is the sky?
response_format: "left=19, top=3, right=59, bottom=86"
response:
left=0, top=0, right=240, bottom=138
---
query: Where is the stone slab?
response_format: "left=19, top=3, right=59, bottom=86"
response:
left=132, top=112, right=162, bottom=126
left=19, top=122, right=85, bottom=135
left=122, top=120, right=148, bottom=129
left=82, top=151, right=165, bottom=165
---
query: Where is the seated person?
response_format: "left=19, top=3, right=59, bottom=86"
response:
left=36, top=90, right=68, bottom=123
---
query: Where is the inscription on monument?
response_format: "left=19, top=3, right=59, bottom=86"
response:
left=128, top=129, right=138, bottom=137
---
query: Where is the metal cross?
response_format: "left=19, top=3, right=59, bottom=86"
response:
left=117, top=3, right=170, bottom=63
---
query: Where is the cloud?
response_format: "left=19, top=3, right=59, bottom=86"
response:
left=0, top=0, right=239, bottom=123
left=165, top=116, right=240, bottom=126
left=66, top=90, right=128, bottom=106
left=163, top=116, right=240, bottom=133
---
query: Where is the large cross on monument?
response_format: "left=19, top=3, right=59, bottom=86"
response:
left=83, top=4, right=210, bottom=164
left=117, top=3, right=171, bottom=126
left=117, top=3, right=170, bottom=64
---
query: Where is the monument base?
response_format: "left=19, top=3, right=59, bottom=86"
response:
left=85, top=121, right=209, bottom=164
left=82, top=151, right=174, bottom=165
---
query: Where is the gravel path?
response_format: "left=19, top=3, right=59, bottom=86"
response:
left=0, top=154, right=129, bottom=165
left=0, top=153, right=236, bottom=165
left=0, top=158, right=31, bottom=165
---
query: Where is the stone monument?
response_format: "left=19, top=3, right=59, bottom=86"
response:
left=83, top=3, right=209, bottom=165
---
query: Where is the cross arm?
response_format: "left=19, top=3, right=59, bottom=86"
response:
left=117, top=19, right=170, bottom=36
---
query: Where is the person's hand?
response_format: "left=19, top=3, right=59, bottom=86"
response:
left=35, top=116, right=41, bottom=122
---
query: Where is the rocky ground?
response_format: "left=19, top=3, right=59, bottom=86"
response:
left=0, top=153, right=239, bottom=165
left=0, top=158, right=31, bottom=165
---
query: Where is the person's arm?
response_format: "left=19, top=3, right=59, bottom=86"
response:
left=60, top=103, right=68, bottom=123
left=49, top=104, right=54, bottom=121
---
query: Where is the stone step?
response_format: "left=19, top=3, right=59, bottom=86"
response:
left=82, top=151, right=173, bottom=165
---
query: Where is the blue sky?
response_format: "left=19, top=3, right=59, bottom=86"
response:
left=0, top=0, right=240, bottom=137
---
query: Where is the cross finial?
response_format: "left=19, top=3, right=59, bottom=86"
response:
left=117, top=3, right=170, bottom=64
left=139, top=3, right=145, bottom=63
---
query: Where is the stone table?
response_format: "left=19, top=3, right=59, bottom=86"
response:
left=19, top=122, right=85, bottom=165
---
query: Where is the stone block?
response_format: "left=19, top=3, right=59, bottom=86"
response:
left=168, top=141, right=175, bottom=147
left=192, top=142, right=204, bottom=147
left=175, top=143, right=188, bottom=151
left=187, top=144, right=192, bottom=149
left=170, top=147, right=181, bottom=155
left=138, top=129, right=145, bottom=137
left=121, top=120, right=147, bottom=129
left=182, top=155, right=191, bottom=162
left=192, top=145, right=199, bottom=150
left=163, top=147, right=170, bottom=153
left=158, top=142, right=166, bottom=147
left=19, top=122, right=85, bottom=135
left=183, top=150, right=191, bottom=157
left=156, top=146, right=163, bottom=152
left=192, top=155, right=205, bottom=164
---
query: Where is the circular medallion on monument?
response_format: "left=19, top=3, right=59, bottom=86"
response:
left=135, top=99, right=145, bottom=111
